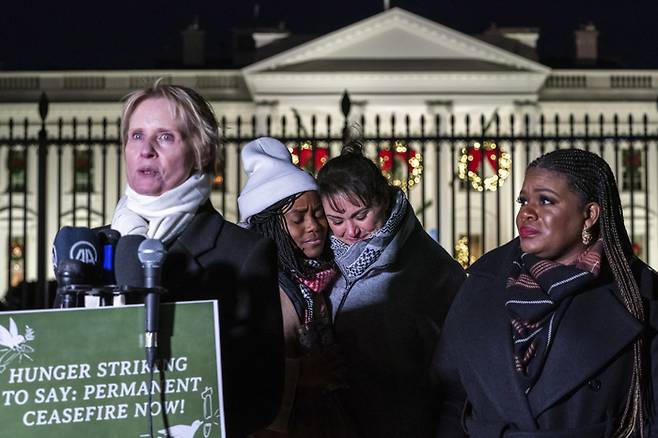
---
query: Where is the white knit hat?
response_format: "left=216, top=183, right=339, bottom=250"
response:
left=238, top=137, right=318, bottom=223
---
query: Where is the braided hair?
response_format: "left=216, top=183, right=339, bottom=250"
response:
left=529, top=148, right=645, bottom=437
left=248, top=193, right=317, bottom=277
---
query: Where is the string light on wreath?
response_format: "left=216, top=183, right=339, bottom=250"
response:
left=289, top=141, right=330, bottom=174
left=457, top=141, right=511, bottom=192
left=454, top=235, right=473, bottom=268
left=378, top=141, right=423, bottom=191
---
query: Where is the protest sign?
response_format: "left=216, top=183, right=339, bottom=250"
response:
left=0, top=300, right=224, bottom=437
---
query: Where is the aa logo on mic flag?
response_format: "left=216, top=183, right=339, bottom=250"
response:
left=69, top=241, right=97, bottom=264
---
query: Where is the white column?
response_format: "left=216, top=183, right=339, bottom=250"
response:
left=254, top=100, right=279, bottom=137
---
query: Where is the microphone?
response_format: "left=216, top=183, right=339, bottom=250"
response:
left=56, top=259, right=88, bottom=308
left=97, top=229, right=121, bottom=286
left=52, top=226, right=102, bottom=308
left=115, top=235, right=146, bottom=291
left=138, top=239, right=166, bottom=368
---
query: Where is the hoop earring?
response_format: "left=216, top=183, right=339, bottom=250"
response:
left=582, top=227, right=593, bottom=246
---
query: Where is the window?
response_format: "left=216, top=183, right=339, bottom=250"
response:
left=211, top=147, right=225, bottom=192
left=73, top=149, right=94, bottom=193
left=211, top=174, right=224, bottom=191
left=6, top=148, right=26, bottom=192
left=631, top=234, right=646, bottom=262
left=622, top=149, right=643, bottom=192
left=9, top=237, right=25, bottom=288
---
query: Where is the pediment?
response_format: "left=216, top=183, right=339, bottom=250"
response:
left=244, top=8, right=550, bottom=75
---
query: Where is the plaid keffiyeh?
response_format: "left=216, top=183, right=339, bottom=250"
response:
left=330, top=189, right=407, bottom=281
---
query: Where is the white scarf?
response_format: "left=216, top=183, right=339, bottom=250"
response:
left=111, top=173, right=211, bottom=245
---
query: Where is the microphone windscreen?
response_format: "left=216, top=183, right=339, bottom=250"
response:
left=138, top=239, right=166, bottom=266
left=115, top=235, right=146, bottom=289
left=55, top=259, right=88, bottom=308
left=52, top=226, right=102, bottom=276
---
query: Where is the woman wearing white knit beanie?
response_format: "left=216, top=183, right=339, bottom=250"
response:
left=239, top=137, right=358, bottom=438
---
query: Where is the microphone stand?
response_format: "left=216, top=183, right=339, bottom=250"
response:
left=137, top=239, right=167, bottom=438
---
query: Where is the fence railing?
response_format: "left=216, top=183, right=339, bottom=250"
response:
left=1, top=93, right=657, bottom=309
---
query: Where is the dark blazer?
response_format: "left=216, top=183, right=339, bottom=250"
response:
left=433, top=238, right=658, bottom=438
left=158, top=201, right=284, bottom=438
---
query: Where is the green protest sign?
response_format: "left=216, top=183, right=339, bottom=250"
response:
left=0, top=301, right=225, bottom=437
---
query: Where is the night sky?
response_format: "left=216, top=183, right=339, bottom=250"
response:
left=2, top=0, right=658, bottom=70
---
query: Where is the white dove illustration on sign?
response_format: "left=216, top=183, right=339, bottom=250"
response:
left=0, top=317, right=35, bottom=372
left=158, top=419, right=203, bottom=438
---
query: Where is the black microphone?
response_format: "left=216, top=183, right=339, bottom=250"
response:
left=115, top=235, right=146, bottom=291
left=97, top=229, right=121, bottom=286
left=52, top=226, right=102, bottom=308
left=138, top=239, right=166, bottom=368
left=56, top=259, right=88, bottom=308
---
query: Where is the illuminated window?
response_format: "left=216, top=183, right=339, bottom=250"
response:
left=212, top=149, right=225, bottom=192
left=6, top=148, right=26, bottom=192
left=622, top=149, right=643, bottom=192
left=9, top=238, right=25, bottom=288
left=74, top=149, right=94, bottom=193
left=211, top=174, right=224, bottom=192
left=631, top=234, right=646, bottom=262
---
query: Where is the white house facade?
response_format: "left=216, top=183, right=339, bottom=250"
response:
left=1, top=7, right=657, bottom=302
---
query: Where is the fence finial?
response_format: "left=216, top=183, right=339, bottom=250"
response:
left=38, top=92, right=49, bottom=122
left=341, top=90, right=351, bottom=119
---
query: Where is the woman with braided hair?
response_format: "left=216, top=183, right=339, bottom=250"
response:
left=433, top=148, right=658, bottom=437
left=238, top=137, right=358, bottom=438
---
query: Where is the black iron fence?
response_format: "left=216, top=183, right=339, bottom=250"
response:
left=1, top=93, right=657, bottom=308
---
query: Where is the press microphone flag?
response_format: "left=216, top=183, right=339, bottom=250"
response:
left=52, top=227, right=102, bottom=308
left=137, top=238, right=166, bottom=368
left=52, top=226, right=101, bottom=276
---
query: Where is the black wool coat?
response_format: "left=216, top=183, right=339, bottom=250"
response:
left=150, top=201, right=284, bottom=438
left=433, top=238, right=658, bottom=438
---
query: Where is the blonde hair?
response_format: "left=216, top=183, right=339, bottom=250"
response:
left=120, top=79, right=220, bottom=174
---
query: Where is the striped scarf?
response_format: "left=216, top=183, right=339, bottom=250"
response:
left=505, top=240, right=603, bottom=391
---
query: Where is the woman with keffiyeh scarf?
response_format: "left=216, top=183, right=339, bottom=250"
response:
left=238, top=137, right=359, bottom=438
left=316, top=141, right=465, bottom=438
left=433, top=148, right=658, bottom=437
